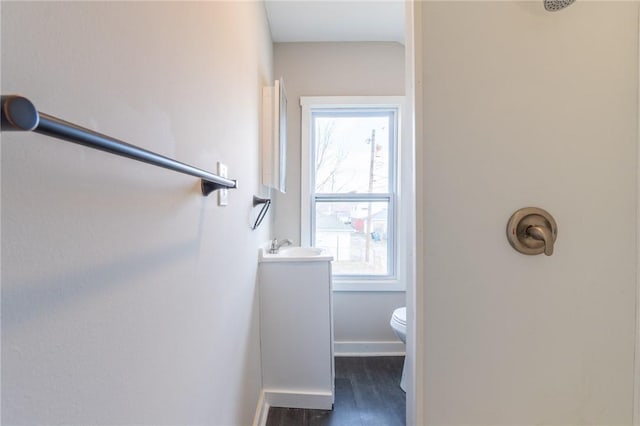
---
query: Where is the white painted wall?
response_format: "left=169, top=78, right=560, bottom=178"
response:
left=273, top=42, right=406, bottom=347
left=418, top=2, right=638, bottom=424
left=1, top=2, right=272, bottom=425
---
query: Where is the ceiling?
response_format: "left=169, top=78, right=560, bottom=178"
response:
left=263, top=0, right=405, bottom=44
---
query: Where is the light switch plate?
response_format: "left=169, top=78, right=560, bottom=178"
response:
left=218, top=162, right=228, bottom=206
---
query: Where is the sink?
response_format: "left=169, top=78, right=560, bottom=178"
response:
left=259, top=246, right=333, bottom=262
left=258, top=245, right=335, bottom=409
left=279, top=247, right=323, bottom=257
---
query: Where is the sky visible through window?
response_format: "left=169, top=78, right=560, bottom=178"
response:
left=314, top=114, right=390, bottom=194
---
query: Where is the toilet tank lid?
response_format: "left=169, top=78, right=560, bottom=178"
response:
left=392, top=307, right=406, bottom=325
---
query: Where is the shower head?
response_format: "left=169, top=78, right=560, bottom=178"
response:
left=544, top=0, right=575, bottom=11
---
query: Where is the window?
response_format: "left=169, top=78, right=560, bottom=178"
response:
left=301, top=97, right=403, bottom=290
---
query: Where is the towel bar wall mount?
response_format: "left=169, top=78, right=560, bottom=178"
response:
left=1, top=95, right=237, bottom=196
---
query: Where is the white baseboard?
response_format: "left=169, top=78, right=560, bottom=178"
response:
left=334, top=340, right=406, bottom=356
left=252, top=391, right=270, bottom=426
left=264, top=389, right=333, bottom=410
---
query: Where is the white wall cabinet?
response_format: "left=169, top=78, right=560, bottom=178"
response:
left=258, top=256, right=334, bottom=410
left=261, top=78, right=287, bottom=193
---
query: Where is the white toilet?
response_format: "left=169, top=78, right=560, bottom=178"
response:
left=390, top=306, right=407, bottom=392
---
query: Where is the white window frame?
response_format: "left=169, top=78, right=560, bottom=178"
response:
left=301, top=96, right=405, bottom=292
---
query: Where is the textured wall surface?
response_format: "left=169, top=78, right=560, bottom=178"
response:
left=418, top=2, right=638, bottom=424
left=2, top=2, right=272, bottom=425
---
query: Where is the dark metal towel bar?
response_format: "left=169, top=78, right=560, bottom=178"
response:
left=1, top=95, right=237, bottom=195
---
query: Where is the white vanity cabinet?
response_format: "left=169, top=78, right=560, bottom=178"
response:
left=258, top=250, right=334, bottom=410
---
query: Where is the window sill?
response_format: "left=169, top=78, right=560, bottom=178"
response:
left=332, top=279, right=405, bottom=292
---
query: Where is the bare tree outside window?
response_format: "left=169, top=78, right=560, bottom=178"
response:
left=311, top=111, right=395, bottom=277
left=315, top=119, right=348, bottom=193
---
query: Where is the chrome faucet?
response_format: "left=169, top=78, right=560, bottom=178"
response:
left=269, top=238, right=292, bottom=254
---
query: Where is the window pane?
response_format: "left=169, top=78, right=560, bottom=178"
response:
left=313, top=114, right=391, bottom=194
left=314, top=201, right=389, bottom=276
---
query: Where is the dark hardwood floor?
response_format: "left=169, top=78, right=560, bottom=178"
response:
left=266, top=356, right=406, bottom=426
